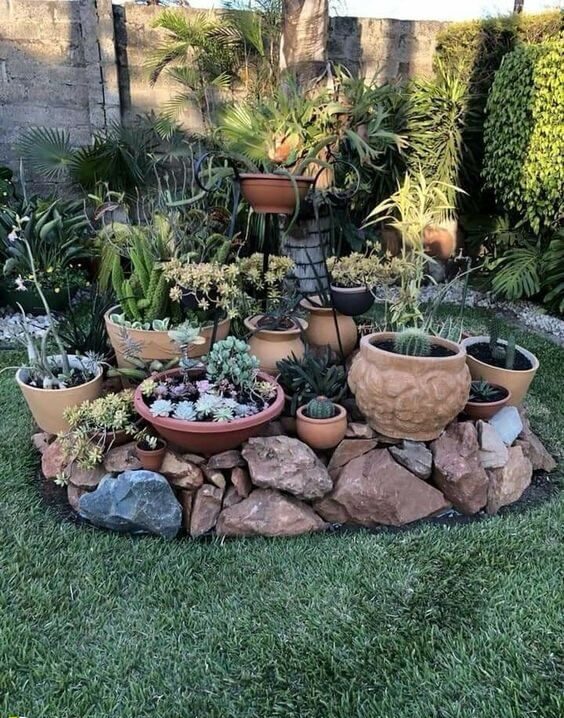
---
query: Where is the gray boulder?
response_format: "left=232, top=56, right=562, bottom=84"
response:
left=79, top=470, right=182, bottom=539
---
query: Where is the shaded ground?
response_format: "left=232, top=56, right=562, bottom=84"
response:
left=0, top=308, right=562, bottom=717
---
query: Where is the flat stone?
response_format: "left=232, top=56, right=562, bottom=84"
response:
left=217, top=489, right=327, bottom=537
left=389, top=440, right=433, bottom=480
left=345, top=422, right=376, bottom=439
left=516, top=432, right=557, bottom=473
left=181, top=452, right=206, bottom=466
left=489, top=406, right=523, bottom=446
left=103, top=442, right=142, bottom=473
left=487, top=446, right=533, bottom=514
left=315, top=449, right=450, bottom=527
left=41, top=440, right=70, bottom=479
left=431, top=422, right=488, bottom=514
left=477, top=421, right=509, bottom=470
left=32, top=432, right=53, bottom=454
left=327, top=439, right=378, bottom=477
left=67, top=483, right=87, bottom=512
left=160, top=451, right=204, bottom=490
left=67, top=463, right=107, bottom=489
left=190, top=484, right=223, bottom=537
left=231, top=466, right=252, bottom=498
left=222, top=485, right=244, bottom=509
left=206, top=450, right=245, bottom=470
left=203, top=467, right=227, bottom=490
left=177, top=490, right=193, bottom=532
left=79, top=470, right=182, bottom=539
left=242, top=436, right=332, bottom=501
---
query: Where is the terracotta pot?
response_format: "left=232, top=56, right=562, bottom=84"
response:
left=461, top=336, right=539, bottom=406
left=300, top=297, right=357, bottom=357
left=348, top=332, right=471, bottom=441
left=135, top=439, right=167, bottom=471
left=16, top=356, right=103, bottom=434
left=133, top=369, right=284, bottom=455
left=330, top=285, right=375, bottom=317
left=245, top=315, right=307, bottom=375
left=105, top=308, right=230, bottom=368
left=296, top=404, right=347, bottom=450
left=239, top=173, right=315, bottom=214
left=463, top=384, right=511, bottom=421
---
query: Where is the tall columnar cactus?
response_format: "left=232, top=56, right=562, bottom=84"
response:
left=305, top=396, right=337, bottom=419
left=393, top=328, right=431, bottom=357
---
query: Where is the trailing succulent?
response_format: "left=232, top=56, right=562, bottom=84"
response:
left=304, top=396, right=337, bottom=420
left=393, top=328, right=431, bottom=357
left=140, top=338, right=276, bottom=423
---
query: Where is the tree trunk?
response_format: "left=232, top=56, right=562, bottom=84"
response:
left=513, top=0, right=524, bottom=13
left=280, top=0, right=329, bottom=86
left=282, top=211, right=331, bottom=296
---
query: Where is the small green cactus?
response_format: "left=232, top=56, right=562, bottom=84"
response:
left=305, top=396, right=337, bottom=420
left=393, top=328, right=432, bottom=357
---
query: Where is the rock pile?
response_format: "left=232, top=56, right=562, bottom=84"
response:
left=35, top=405, right=557, bottom=539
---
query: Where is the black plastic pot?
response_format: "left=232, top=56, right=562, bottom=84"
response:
left=330, top=285, right=375, bottom=317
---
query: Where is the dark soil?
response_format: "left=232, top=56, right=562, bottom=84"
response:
left=373, top=339, right=456, bottom=358
left=36, top=469, right=561, bottom=537
left=256, top=315, right=297, bottom=331
left=467, top=342, right=532, bottom=371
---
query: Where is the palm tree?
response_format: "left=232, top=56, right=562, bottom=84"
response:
left=280, top=0, right=329, bottom=86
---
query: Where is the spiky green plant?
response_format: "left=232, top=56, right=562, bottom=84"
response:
left=304, top=396, right=337, bottom=420
left=393, top=328, right=432, bottom=357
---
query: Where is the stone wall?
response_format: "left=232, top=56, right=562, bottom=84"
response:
left=0, top=1, right=447, bottom=177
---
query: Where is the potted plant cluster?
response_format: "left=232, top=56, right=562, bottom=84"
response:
left=5, top=215, right=102, bottom=434
left=463, top=380, right=511, bottom=420
left=135, top=431, right=168, bottom=471
left=296, top=396, right=347, bottom=450
left=134, top=335, right=284, bottom=454
left=348, top=327, right=471, bottom=441
left=462, top=322, right=539, bottom=405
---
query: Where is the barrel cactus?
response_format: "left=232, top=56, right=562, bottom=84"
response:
left=393, top=328, right=431, bottom=357
left=305, top=396, right=337, bottom=419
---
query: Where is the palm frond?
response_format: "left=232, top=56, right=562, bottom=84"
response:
left=17, top=128, right=75, bottom=180
left=492, top=245, right=542, bottom=300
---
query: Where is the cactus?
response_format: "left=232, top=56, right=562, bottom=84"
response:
left=305, top=396, right=337, bottom=419
left=504, top=335, right=516, bottom=369
left=393, top=328, right=431, bottom=357
left=489, top=319, right=501, bottom=357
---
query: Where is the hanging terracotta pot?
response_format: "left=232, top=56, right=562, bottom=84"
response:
left=245, top=315, right=308, bottom=375
left=239, top=173, right=314, bottom=214
left=300, top=297, right=358, bottom=357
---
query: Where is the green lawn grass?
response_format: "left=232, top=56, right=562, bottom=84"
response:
left=0, top=308, right=563, bottom=718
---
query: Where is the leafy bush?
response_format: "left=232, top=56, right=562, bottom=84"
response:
left=483, top=38, right=564, bottom=233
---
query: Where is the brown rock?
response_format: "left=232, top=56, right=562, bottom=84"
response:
left=103, top=442, right=141, bottom=473
left=216, top=489, right=327, bottom=537
left=477, top=421, right=509, bottom=470
left=516, top=433, right=557, bottom=473
left=206, top=450, right=245, bottom=470
left=203, top=467, right=227, bottom=490
left=41, top=440, right=70, bottom=479
left=32, top=432, right=54, bottom=454
left=223, top=485, right=244, bottom=509
left=327, top=439, right=378, bottom=477
left=177, top=490, right=194, bottom=532
left=181, top=452, right=206, bottom=466
left=314, top=449, right=450, bottom=527
left=67, top=463, right=106, bottom=489
left=431, top=422, right=488, bottom=514
left=487, top=446, right=533, bottom=514
left=190, top=484, right=223, bottom=537
left=345, top=422, right=376, bottom=439
left=231, top=466, right=252, bottom=498
left=242, top=436, right=332, bottom=500
left=67, top=483, right=87, bottom=512
left=161, top=451, right=204, bottom=490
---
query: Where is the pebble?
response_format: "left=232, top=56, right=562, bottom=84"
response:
left=0, top=306, right=52, bottom=345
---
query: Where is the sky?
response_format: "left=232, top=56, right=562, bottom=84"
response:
left=187, top=0, right=563, bottom=21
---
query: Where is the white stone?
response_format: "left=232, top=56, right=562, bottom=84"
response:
left=488, top=407, right=524, bottom=446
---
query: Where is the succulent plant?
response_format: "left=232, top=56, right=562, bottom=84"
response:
left=149, top=399, right=174, bottom=417
left=304, top=396, right=337, bottom=420
left=173, top=401, right=197, bottom=421
left=205, top=337, right=259, bottom=390
left=469, top=380, right=502, bottom=402
left=488, top=319, right=517, bottom=369
left=393, top=328, right=431, bottom=357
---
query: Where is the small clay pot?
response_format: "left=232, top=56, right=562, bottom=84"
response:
left=239, top=173, right=315, bottom=214
left=296, top=404, right=347, bottom=450
left=463, top=384, right=511, bottom=421
left=136, top=439, right=167, bottom=471
left=330, top=285, right=375, bottom=317
left=245, top=314, right=307, bottom=375
left=300, top=296, right=358, bottom=358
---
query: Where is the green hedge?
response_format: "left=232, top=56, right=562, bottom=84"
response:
left=483, top=39, right=564, bottom=233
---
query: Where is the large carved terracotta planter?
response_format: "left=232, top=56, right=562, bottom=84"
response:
left=348, top=332, right=471, bottom=441
left=245, top=315, right=307, bottom=376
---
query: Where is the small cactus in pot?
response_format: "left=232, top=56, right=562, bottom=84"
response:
left=296, top=395, right=347, bottom=450
left=393, top=328, right=431, bottom=357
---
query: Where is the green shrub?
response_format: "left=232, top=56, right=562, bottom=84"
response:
left=483, top=38, right=564, bottom=232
